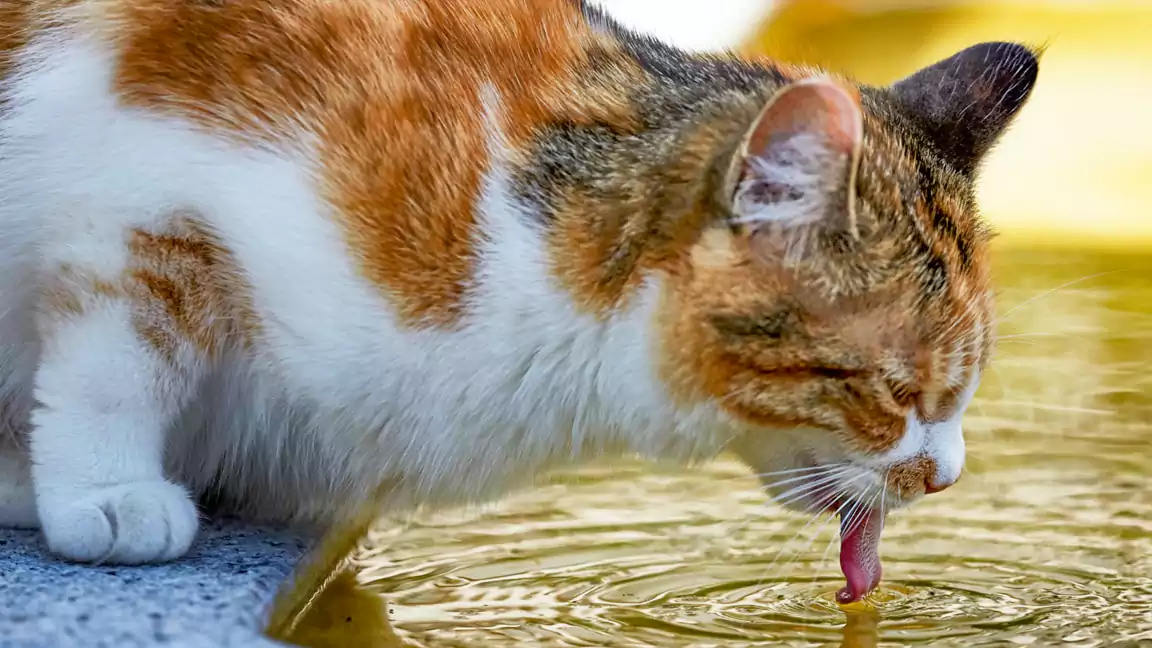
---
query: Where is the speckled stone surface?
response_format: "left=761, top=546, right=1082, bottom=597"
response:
left=0, top=519, right=311, bottom=648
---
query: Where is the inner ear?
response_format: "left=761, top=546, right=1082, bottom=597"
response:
left=724, top=77, right=864, bottom=258
left=892, top=41, right=1040, bottom=176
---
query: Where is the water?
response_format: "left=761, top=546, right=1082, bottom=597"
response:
left=351, top=249, right=1152, bottom=647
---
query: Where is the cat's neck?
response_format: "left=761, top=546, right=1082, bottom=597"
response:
left=348, top=35, right=785, bottom=510
left=426, top=39, right=790, bottom=479
left=506, top=33, right=786, bottom=312
left=461, top=154, right=731, bottom=466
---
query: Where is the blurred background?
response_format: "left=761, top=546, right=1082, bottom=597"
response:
left=279, top=2, right=1152, bottom=646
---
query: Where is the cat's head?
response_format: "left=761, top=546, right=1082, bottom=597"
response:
left=659, top=43, right=1039, bottom=515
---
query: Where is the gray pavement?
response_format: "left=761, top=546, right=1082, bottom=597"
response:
left=0, top=519, right=310, bottom=648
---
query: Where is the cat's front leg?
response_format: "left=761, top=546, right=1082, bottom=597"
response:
left=29, top=269, right=203, bottom=564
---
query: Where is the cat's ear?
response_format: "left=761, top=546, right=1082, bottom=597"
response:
left=724, top=77, right=863, bottom=263
left=892, top=41, right=1040, bottom=176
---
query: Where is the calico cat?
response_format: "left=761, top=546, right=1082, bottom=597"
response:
left=0, top=0, right=1037, bottom=603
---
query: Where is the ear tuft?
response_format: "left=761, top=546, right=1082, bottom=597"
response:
left=726, top=78, right=863, bottom=262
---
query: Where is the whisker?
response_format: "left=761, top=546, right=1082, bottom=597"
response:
left=712, top=462, right=846, bottom=484
left=881, top=468, right=889, bottom=515
left=750, top=463, right=850, bottom=479
left=792, top=465, right=870, bottom=576
left=992, top=338, right=1038, bottom=347
left=837, top=489, right=868, bottom=542
left=761, top=475, right=854, bottom=564
left=754, top=498, right=839, bottom=591
left=808, top=491, right=863, bottom=586
left=995, top=271, right=1123, bottom=326
left=764, top=465, right=855, bottom=495
left=757, top=469, right=872, bottom=589
left=996, top=332, right=1073, bottom=341
left=761, top=466, right=855, bottom=495
left=791, top=507, right=840, bottom=583
left=717, top=468, right=847, bottom=545
left=813, top=516, right=841, bottom=589
left=720, top=465, right=850, bottom=546
left=842, top=490, right=881, bottom=540
left=983, top=400, right=1115, bottom=416
left=810, top=483, right=882, bottom=591
left=768, top=469, right=856, bottom=508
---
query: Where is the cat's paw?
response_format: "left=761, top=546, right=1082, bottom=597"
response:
left=38, top=480, right=200, bottom=564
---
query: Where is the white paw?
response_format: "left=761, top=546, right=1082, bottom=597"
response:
left=38, top=480, right=200, bottom=564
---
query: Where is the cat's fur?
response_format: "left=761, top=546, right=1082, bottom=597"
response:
left=0, top=0, right=1038, bottom=564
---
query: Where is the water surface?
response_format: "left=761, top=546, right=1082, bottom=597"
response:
left=357, top=249, right=1152, bottom=647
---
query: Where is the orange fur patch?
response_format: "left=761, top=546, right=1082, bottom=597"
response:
left=126, top=216, right=257, bottom=362
left=36, top=216, right=255, bottom=364
left=0, top=1, right=30, bottom=82
left=88, top=0, right=638, bottom=327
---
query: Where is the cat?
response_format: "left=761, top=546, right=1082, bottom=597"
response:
left=0, top=0, right=1037, bottom=603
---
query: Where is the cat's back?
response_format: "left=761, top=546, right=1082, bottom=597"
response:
left=0, top=0, right=632, bottom=327
left=0, top=0, right=641, bottom=395
left=3, top=0, right=602, bottom=130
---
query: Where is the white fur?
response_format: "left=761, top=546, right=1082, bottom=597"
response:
left=0, top=31, right=729, bottom=562
left=31, top=296, right=202, bottom=562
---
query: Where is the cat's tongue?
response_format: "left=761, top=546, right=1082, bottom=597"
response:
left=836, top=506, right=885, bottom=604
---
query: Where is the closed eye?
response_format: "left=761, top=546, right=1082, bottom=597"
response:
left=760, top=365, right=865, bottom=381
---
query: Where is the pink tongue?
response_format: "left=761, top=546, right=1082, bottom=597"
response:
left=837, top=506, right=885, bottom=604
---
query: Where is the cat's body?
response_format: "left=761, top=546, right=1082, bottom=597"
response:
left=0, top=0, right=1037, bottom=599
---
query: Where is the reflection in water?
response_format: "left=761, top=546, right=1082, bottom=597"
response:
left=293, top=249, right=1152, bottom=646
left=840, top=607, right=880, bottom=648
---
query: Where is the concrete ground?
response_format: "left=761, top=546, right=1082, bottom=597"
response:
left=0, top=520, right=310, bottom=648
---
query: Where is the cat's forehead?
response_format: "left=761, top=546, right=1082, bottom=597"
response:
left=855, top=98, right=993, bottom=294
left=831, top=96, right=996, bottom=374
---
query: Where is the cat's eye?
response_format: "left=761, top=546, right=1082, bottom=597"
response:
left=710, top=311, right=790, bottom=340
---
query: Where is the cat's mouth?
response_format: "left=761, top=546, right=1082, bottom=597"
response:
left=837, top=504, right=885, bottom=604
left=779, top=486, right=886, bottom=603
left=742, top=446, right=891, bottom=603
left=772, top=469, right=886, bottom=603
